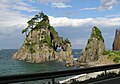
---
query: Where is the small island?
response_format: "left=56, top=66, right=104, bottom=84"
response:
left=12, top=12, right=74, bottom=66
left=78, top=26, right=105, bottom=63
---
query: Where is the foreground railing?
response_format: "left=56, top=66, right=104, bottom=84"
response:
left=0, top=64, right=120, bottom=84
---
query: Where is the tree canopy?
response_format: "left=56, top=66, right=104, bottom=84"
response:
left=22, top=12, right=49, bottom=37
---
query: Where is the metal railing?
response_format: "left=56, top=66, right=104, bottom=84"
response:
left=0, top=64, right=120, bottom=84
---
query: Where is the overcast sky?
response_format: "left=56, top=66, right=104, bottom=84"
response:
left=0, top=0, right=120, bottom=49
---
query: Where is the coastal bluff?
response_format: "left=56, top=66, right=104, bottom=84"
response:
left=78, top=26, right=105, bottom=63
left=12, top=13, right=74, bottom=66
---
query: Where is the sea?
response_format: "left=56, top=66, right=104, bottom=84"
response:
left=0, top=49, right=82, bottom=84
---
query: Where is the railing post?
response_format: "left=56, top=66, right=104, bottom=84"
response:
left=52, top=78, right=55, bottom=84
left=105, top=70, right=107, bottom=76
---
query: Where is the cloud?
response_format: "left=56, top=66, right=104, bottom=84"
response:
left=105, top=14, right=120, bottom=18
left=0, top=2, right=9, bottom=9
left=0, top=8, right=29, bottom=32
left=29, top=0, right=72, bottom=8
left=0, top=10, right=29, bottom=28
left=80, top=0, right=118, bottom=11
left=0, top=0, right=40, bottom=31
left=13, top=5, right=38, bottom=12
left=79, top=7, right=97, bottom=11
left=49, top=16, right=120, bottom=49
left=36, top=0, right=70, bottom=4
left=49, top=16, right=94, bottom=27
left=0, top=0, right=38, bottom=12
left=99, top=0, right=118, bottom=11
left=49, top=16, right=120, bottom=28
left=51, top=2, right=72, bottom=8
left=0, top=0, right=32, bottom=39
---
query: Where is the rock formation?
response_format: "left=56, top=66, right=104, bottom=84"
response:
left=12, top=12, right=74, bottom=66
left=78, top=26, right=105, bottom=63
left=113, top=29, right=120, bottom=50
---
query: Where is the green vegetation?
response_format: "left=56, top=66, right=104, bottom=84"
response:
left=48, top=26, right=57, bottom=35
left=35, top=18, right=49, bottom=28
left=48, top=26, right=59, bottom=40
left=103, top=50, right=120, bottom=63
left=42, top=35, right=52, bottom=47
left=91, top=26, right=104, bottom=42
left=64, top=38, right=71, bottom=44
left=88, top=38, right=92, bottom=43
left=22, top=27, right=29, bottom=36
left=42, top=15, right=49, bottom=20
left=22, top=12, right=49, bottom=37
left=29, top=43, right=36, bottom=54
left=25, top=38, right=37, bottom=54
left=21, top=12, right=71, bottom=52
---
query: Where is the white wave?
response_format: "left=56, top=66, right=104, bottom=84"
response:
left=74, top=58, right=78, bottom=61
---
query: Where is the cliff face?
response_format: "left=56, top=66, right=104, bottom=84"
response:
left=12, top=13, right=74, bottom=65
left=113, top=29, right=120, bottom=50
left=78, top=26, right=105, bottom=63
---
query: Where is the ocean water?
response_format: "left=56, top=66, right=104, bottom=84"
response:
left=0, top=49, right=82, bottom=83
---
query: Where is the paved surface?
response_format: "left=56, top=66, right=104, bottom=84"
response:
left=88, top=76, right=120, bottom=84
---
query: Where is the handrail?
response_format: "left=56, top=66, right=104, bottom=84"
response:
left=0, top=64, right=120, bottom=83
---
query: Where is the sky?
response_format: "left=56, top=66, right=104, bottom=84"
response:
left=0, top=0, right=120, bottom=49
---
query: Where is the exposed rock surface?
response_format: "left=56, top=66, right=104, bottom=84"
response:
left=89, top=55, right=114, bottom=66
left=12, top=13, right=74, bottom=66
left=113, top=29, right=120, bottom=50
left=78, top=26, right=105, bottom=63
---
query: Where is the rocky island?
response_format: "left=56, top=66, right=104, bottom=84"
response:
left=113, top=29, right=120, bottom=50
left=99, top=29, right=120, bottom=64
left=60, top=27, right=120, bottom=84
left=12, top=12, right=74, bottom=66
left=78, top=26, right=105, bottom=63
left=78, top=27, right=120, bottom=65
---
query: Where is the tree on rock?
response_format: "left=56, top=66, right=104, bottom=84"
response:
left=13, top=12, right=74, bottom=66
left=22, top=12, right=48, bottom=37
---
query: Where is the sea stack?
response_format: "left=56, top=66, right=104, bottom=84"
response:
left=78, top=26, right=105, bottom=63
left=113, top=29, right=120, bottom=50
left=12, top=12, right=74, bottom=66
